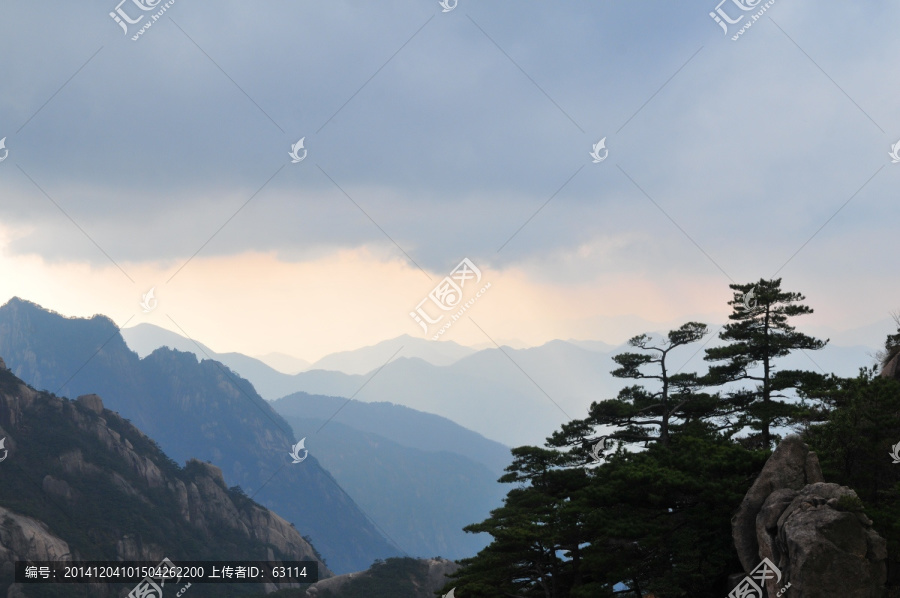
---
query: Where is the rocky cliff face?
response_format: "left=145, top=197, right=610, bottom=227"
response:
left=732, top=435, right=886, bottom=597
left=0, top=360, right=331, bottom=597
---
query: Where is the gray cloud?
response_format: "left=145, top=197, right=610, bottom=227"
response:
left=0, top=0, right=898, bottom=281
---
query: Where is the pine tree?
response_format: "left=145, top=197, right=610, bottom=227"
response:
left=445, top=446, right=593, bottom=598
left=704, top=278, right=827, bottom=449
left=549, top=322, right=718, bottom=459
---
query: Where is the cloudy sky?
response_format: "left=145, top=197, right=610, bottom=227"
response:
left=0, top=0, right=898, bottom=363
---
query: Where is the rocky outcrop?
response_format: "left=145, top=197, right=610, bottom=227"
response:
left=0, top=364, right=333, bottom=596
left=306, top=557, right=459, bottom=598
left=881, top=352, right=900, bottom=380
left=732, top=435, right=886, bottom=597
left=0, top=506, right=71, bottom=582
left=732, top=435, right=824, bottom=571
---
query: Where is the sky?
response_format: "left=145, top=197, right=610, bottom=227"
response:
left=0, top=0, right=899, bottom=363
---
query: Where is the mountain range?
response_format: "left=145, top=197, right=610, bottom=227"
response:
left=125, top=322, right=876, bottom=448
left=0, top=360, right=331, bottom=597
left=0, top=296, right=876, bottom=580
left=0, top=298, right=398, bottom=574
left=272, top=392, right=509, bottom=560
left=0, top=298, right=517, bottom=574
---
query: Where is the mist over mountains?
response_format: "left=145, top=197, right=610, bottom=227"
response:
left=272, top=392, right=509, bottom=560
left=271, top=392, right=510, bottom=476
left=0, top=296, right=877, bottom=578
left=0, top=297, right=520, bottom=575
left=0, top=298, right=398, bottom=574
left=124, top=323, right=876, bottom=448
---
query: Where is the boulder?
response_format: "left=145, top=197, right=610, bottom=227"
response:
left=76, top=394, right=104, bottom=415
left=759, top=482, right=886, bottom=597
left=881, top=352, right=900, bottom=380
left=732, top=436, right=886, bottom=597
left=732, top=435, right=824, bottom=571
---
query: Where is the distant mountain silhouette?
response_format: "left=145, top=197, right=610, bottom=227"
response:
left=272, top=392, right=510, bottom=474
left=284, top=343, right=877, bottom=447
left=254, top=351, right=311, bottom=374
left=281, top=342, right=623, bottom=447
left=309, top=334, right=476, bottom=374
left=272, top=392, right=510, bottom=559
left=121, top=322, right=874, bottom=448
left=0, top=298, right=400, bottom=573
left=121, top=322, right=304, bottom=397
left=121, top=324, right=625, bottom=446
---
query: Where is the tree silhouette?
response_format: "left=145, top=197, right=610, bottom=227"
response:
left=704, top=278, right=827, bottom=448
left=549, top=322, right=719, bottom=461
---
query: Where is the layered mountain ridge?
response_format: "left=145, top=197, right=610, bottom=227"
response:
left=0, top=358, right=331, bottom=597
left=0, top=297, right=399, bottom=573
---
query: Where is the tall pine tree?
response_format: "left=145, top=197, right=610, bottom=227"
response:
left=704, top=278, right=827, bottom=448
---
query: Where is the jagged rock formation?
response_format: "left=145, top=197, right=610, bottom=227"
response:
left=0, top=363, right=331, bottom=597
left=732, top=435, right=886, bottom=597
left=732, top=435, right=825, bottom=572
